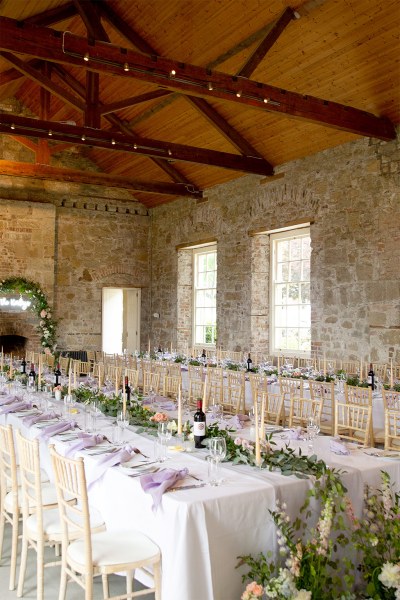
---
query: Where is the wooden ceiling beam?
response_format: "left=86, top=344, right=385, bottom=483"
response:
left=0, top=160, right=203, bottom=198
left=0, top=51, right=85, bottom=112
left=0, top=17, right=392, bottom=140
left=73, top=0, right=110, bottom=42
left=24, top=2, right=78, bottom=27
left=0, top=114, right=273, bottom=176
left=238, top=7, right=297, bottom=78
left=98, top=90, right=172, bottom=116
left=10, top=136, right=37, bottom=153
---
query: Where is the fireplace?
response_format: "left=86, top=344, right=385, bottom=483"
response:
left=0, top=334, right=28, bottom=356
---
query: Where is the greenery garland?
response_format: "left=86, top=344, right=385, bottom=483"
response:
left=0, top=276, right=57, bottom=351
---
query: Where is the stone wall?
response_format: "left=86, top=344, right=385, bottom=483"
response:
left=150, top=132, right=400, bottom=364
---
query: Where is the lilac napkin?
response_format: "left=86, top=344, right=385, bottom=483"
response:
left=23, top=411, right=59, bottom=427
left=37, top=420, right=78, bottom=443
left=330, top=439, right=350, bottom=455
left=224, top=415, right=243, bottom=430
left=0, top=400, right=32, bottom=414
left=64, top=433, right=106, bottom=457
left=237, top=414, right=250, bottom=422
left=287, top=427, right=304, bottom=440
left=0, top=394, right=19, bottom=406
left=87, top=444, right=140, bottom=490
left=140, top=468, right=189, bottom=511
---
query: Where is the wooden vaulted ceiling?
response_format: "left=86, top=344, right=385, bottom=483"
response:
left=0, top=0, right=398, bottom=208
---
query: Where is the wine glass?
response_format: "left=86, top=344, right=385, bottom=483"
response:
left=208, top=437, right=227, bottom=485
left=117, top=409, right=130, bottom=443
left=306, top=416, right=320, bottom=453
left=157, top=422, right=172, bottom=461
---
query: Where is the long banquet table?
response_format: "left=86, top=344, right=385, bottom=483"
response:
left=2, top=398, right=400, bottom=600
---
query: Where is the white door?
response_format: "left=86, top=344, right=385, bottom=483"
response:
left=102, top=288, right=141, bottom=354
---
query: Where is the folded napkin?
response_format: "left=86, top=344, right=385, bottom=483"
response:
left=140, top=468, right=189, bottom=511
left=0, top=394, right=19, bottom=406
left=64, top=433, right=106, bottom=458
left=330, top=439, right=350, bottom=455
left=287, top=427, right=304, bottom=440
left=0, top=400, right=32, bottom=415
left=37, top=420, right=78, bottom=443
left=221, top=415, right=243, bottom=430
left=87, top=444, right=141, bottom=491
left=23, top=411, right=59, bottom=427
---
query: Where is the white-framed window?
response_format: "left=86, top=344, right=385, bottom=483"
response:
left=193, top=245, right=217, bottom=346
left=270, top=227, right=311, bottom=355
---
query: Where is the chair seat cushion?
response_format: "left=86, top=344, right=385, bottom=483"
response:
left=4, top=483, right=71, bottom=513
left=67, top=530, right=160, bottom=569
left=26, top=505, right=105, bottom=538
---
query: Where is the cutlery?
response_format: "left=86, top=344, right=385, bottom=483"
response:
left=167, top=483, right=207, bottom=492
left=125, top=466, right=161, bottom=477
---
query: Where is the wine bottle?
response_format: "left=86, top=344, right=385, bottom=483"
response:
left=28, top=363, right=36, bottom=388
left=53, top=363, right=61, bottom=387
left=201, top=349, right=207, bottom=359
left=367, top=363, right=375, bottom=391
left=247, top=353, right=253, bottom=372
left=21, top=358, right=27, bottom=374
left=193, top=398, right=206, bottom=448
left=125, top=376, right=131, bottom=404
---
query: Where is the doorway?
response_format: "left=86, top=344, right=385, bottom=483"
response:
left=102, top=288, right=141, bottom=354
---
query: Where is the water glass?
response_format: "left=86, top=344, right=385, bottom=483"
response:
left=157, top=422, right=172, bottom=461
left=117, top=409, right=130, bottom=443
left=207, top=455, right=220, bottom=486
left=307, top=416, right=320, bottom=453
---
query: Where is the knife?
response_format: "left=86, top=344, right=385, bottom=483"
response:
left=166, top=483, right=207, bottom=492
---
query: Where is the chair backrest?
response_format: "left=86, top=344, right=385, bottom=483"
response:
left=288, top=397, right=322, bottom=429
left=260, top=392, right=284, bottom=426
left=59, top=356, right=70, bottom=374
left=125, top=368, right=139, bottom=390
left=344, top=384, right=372, bottom=406
left=308, top=380, right=335, bottom=434
left=163, top=375, right=182, bottom=398
left=49, top=446, right=92, bottom=572
left=385, top=409, right=400, bottom=451
left=335, top=401, right=372, bottom=447
left=167, top=363, right=182, bottom=377
left=188, top=379, right=204, bottom=407
left=206, top=366, right=223, bottom=381
left=142, top=371, right=160, bottom=395
left=226, top=370, right=245, bottom=388
left=15, top=430, right=48, bottom=532
left=187, top=365, right=203, bottom=380
left=0, top=424, right=18, bottom=506
left=278, top=377, right=303, bottom=397
left=341, top=361, right=360, bottom=376
left=382, top=388, right=400, bottom=411
left=222, top=383, right=243, bottom=415
left=372, top=363, right=387, bottom=381
left=106, top=365, right=123, bottom=388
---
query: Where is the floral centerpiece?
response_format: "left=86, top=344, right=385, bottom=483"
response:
left=0, top=277, right=57, bottom=351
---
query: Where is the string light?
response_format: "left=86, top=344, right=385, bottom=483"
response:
left=170, top=69, right=176, bottom=77
left=111, top=138, right=116, bottom=145
left=10, top=123, right=15, bottom=130
left=123, top=62, right=129, bottom=72
left=83, top=52, right=89, bottom=62
left=81, top=134, right=86, bottom=141
left=167, top=149, right=172, bottom=156
left=48, top=130, right=53, bottom=136
left=208, top=82, right=213, bottom=91
left=236, top=90, right=242, bottom=98
left=133, top=144, right=138, bottom=150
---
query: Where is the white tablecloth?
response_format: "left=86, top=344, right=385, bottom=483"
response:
left=3, top=402, right=399, bottom=600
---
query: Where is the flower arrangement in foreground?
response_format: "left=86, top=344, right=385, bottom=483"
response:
left=0, top=277, right=57, bottom=351
left=238, top=471, right=400, bottom=599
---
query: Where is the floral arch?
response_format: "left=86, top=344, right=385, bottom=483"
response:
left=0, top=277, right=57, bottom=351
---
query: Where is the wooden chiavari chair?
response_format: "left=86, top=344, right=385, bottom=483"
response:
left=343, top=383, right=376, bottom=445
left=222, top=382, right=243, bottom=415
left=125, top=368, right=140, bottom=391
left=260, top=392, right=285, bottom=426
left=308, top=380, right=335, bottom=435
left=163, top=375, right=182, bottom=398
left=288, top=397, right=323, bottom=429
left=384, top=409, right=400, bottom=451
left=142, top=371, right=160, bottom=395
left=167, top=363, right=182, bottom=377
left=188, top=364, right=203, bottom=380
left=226, top=370, right=246, bottom=411
left=188, top=378, right=204, bottom=408
left=279, top=377, right=304, bottom=425
left=335, top=402, right=372, bottom=447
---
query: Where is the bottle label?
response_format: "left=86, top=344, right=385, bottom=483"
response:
left=368, top=376, right=372, bottom=385
left=193, top=422, right=206, bottom=436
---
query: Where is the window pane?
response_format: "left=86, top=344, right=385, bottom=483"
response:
left=196, top=290, right=205, bottom=306
left=301, top=283, right=310, bottom=304
left=198, top=254, right=207, bottom=272
left=290, top=238, right=301, bottom=260
left=207, top=271, right=216, bottom=288
left=193, top=247, right=217, bottom=347
left=207, top=253, right=216, bottom=270
left=302, top=260, right=310, bottom=281
left=275, top=306, right=286, bottom=327
left=277, top=240, right=289, bottom=262
left=288, top=283, right=299, bottom=304
left=287, top=306, right=299, bottom=327
left=275, top=283, right=287, bottom=304
left=277, top=262, right=289, bottom=282
left=302, top=237, right=311, bottom=259
left=289, top=261, right=301, bottom=282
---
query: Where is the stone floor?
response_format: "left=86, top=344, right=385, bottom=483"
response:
left=0, top=522, right=155, bottom=599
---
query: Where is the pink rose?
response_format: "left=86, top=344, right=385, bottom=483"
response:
left=40, top=309, right=47, bottom=318
left=150, top=412, right=168, bottom=423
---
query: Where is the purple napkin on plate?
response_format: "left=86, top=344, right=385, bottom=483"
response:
left=140, top=468, right=189, bottom=511
left=64, top=433, right=106, bottom=457
left=330, top=439, right=350, bottom=455
left=287, top=427, right=304, bottom=440
left=224, top=415, right=243, bottom=430
left=0, top=400, right=31, bottom=414
left=37, top=420, right=77, bottom=443
left=0, top=394, right=19, bottom=406
left=23, top=411, right=59, bottom=427
left=87, top=444, right=140, bottom=490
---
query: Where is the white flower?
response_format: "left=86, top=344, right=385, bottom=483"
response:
left=378, top=562, right=400, bottom=589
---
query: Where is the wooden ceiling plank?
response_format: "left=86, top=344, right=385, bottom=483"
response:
left=98, top=90, right=172, bottom=116
left=96, top=1, right=158, bottom=55
left=0, top=51, right=85, bottom=112
left=24, top=2, right=78, bottom=27
left=0, top=17, right=393, bottom=140
left=238, top=7, right=297, bottom=78
left=73, top=0, right=110, bottom=42
left=0, top=114, right=273, bottom=176
left=0, top=160, right=203, bottom=198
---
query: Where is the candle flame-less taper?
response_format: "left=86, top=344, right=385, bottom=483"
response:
left=177, top=385, right=182, bottom=435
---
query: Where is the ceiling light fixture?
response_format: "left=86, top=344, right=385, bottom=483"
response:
left=264, top=98, right=281, bottom=107
left=10, top=123, right=15, bottom=130
left=83, top=52, right=90, bottom=62
left=170, top=69, right=176, bottom=77
left=123, top=62, right=129, bottom=72
left=48, top=130, right=53, bottom=136
left=236, top=90, right=242, bottom=98
left=133, top=143, right=138, bottom=150
left=111, top=138, right=116, bottom=145
left=167, top=149, right=172, bottom=156
left=81, top=134, right=86, bottom=141
left=208, top=82, right=213, bottom=91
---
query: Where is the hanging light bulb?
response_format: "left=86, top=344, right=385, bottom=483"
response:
left=123, top=62, right=129, bottom=72
left=111, top=138, right=116, bottom=145
left=83, top=52, right=89, bottom=62
left=236, top=90, right=242, bottom=98
left=10, top=123, right=15, bottom=130
left=170, top=69, right=176, bottom=77
left=48, top=130, right=53, bottom=136
left=208, top=82, right=213, bottom=91
left=81, top=134, right=86, bottom=141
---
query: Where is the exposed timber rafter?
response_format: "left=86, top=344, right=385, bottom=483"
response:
left=0, top=160, right=203, bottom=198
left=0, top=16, right=394, bottom=140
left=0, top=114, right=273, bottom=176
